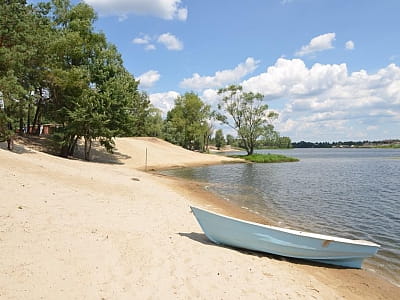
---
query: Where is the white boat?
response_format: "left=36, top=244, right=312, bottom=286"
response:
left=190, top=206, right=380, bottom=268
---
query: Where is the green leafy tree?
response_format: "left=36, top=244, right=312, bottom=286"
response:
left=129, top=91, right=151, bottom=137
left=44, top=0, right=148, bottom=159
left=260, top=125, right=292, bottom=148
left=216, top=85, right=278, bottom=155
left=0, top=0, right=151, bottom=159
left=214, top=129, right=225, bottom=150
left=0, top=0, right=52, bottom=136
left=32, top=0, right=99, bottom=157
left=226, top=134, right=236, bottom=146
left=164, top=92, right=211, bottom=152
left=0, top=104, right=14, bottom=149
left=203, top=121, right=213, bottom=152
left=260, top=124, right=279, bottom=147
left=98, top=68, right=145, bottom=138
left=145, top=106, right=164, bottom=137
left=277, top=136, right=292, bottom=148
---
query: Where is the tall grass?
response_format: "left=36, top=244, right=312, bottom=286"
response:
left=230, top=153, right=299, bottom=163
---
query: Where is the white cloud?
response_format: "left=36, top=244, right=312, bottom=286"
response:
left=83, top=0, right=187, bottom=21
left=133, top=33, right=183, bottom=51
left=295, top=33, right=336, bottom=56
left=180, top=57, right=260, bottom=90
left=185, top=58, right=400, bottom=141
left=133, top=36, right=150, bottom=45
left=149, top=91, right=180, bottom=115
left=117, top=14, right=128, bottom=22
left=270, top=61, right=400, bottom=141
left=157, top=33, right=183, bottom=50
left=145, top=44, right=156, bottom=51
left=345, top=40, right=355, bottom=50
left=132, top=34, right=156, bottom=50
left=242, top=58, right=347, bottom=98
left=201, top=89, right=221, bottom=107
left=143, top=57, right=399, bottom=141
left=177, top=8, right=188, bottom=21
left=138, top=70, right=160, bottom=88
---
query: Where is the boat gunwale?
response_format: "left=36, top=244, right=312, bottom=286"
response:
left=191, top=206, right=380, bottom=248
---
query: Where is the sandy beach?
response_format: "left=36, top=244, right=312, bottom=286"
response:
left=1, top=137, right=398, bottom=299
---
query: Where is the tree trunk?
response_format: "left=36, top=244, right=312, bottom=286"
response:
left=25, top=102, right=31, bottom=135
left=6, top=122, right=13, bottom=151
left=7, top=137, right=13, bottom=150
left=68, top=136, right=79, bottom=156
left=60, top=135, right=78, bottom=158
left=249, top=140, right=255, bottom=155
left=240, top=135, right=252, bottom=155
left=84, top=137, right=92, bottom=161
left=60, top=144, right=69, bottom=157
left=19, top=116, right=23, bottom=135
left=32, top=99, right=42, bottom=135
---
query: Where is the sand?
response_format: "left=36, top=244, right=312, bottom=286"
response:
left=0, top=137, right=398, bottom=299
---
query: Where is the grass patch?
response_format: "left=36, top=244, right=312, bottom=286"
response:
left=376, top=144, right=400, bottom=149
left=230, top=153, right=299, bottom=163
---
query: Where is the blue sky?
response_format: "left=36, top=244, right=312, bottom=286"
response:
left=35, top=0, right=400, bottom=141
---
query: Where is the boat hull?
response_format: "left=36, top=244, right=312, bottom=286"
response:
left=191, top=206, right=380, bottom=268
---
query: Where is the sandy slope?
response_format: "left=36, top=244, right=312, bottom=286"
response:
left=0, top=137, right=398, bottom=299
left=111, top=137, right=241, bottom=170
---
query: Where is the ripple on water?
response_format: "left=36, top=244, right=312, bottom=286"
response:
left=162, top=148, right=400, bottom=285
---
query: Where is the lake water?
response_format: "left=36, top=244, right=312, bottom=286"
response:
left=162, top=148, right=400, bottom=286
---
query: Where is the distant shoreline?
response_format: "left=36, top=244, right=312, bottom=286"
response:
left=292, top=140, right=400, bottom=149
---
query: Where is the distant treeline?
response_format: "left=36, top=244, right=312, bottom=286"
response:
left=292, top=140, right=400, bottom=148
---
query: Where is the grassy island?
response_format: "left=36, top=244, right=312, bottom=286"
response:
left=230, top=153, right=299, bottom=163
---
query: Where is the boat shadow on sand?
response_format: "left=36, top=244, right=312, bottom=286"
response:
left=178, top=232, right=347, bottom=270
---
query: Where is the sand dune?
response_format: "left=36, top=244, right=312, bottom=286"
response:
left=112, top=137, right=241, bottom=170
left=0, top=137, right=398, bottom=299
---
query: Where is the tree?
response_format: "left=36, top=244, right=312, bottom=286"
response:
left=0, top=0, right=151, bottom=159
left=44, top=0, right=149, bottom=159
left=226, top=134, right=236, bottom=146
left=128, top=91, right=151, bottom=137
left=216, top=85, right=278, bottom=155
left=0, top=0, right=52, bottom=136
left=144, top=106, right=164, bottom=137
left=203, top=121, right=213, bottom=152
left=164, top=92, right=211, bottom=152
left=259, top=125, right=292, bottom=148
left=214, top=129, right=225, bottom=150
left=0, top=103, right=14, bottom=150
left=277, top=136, right=292, bottom=148
left=260, top=124, right=279, bottom=147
